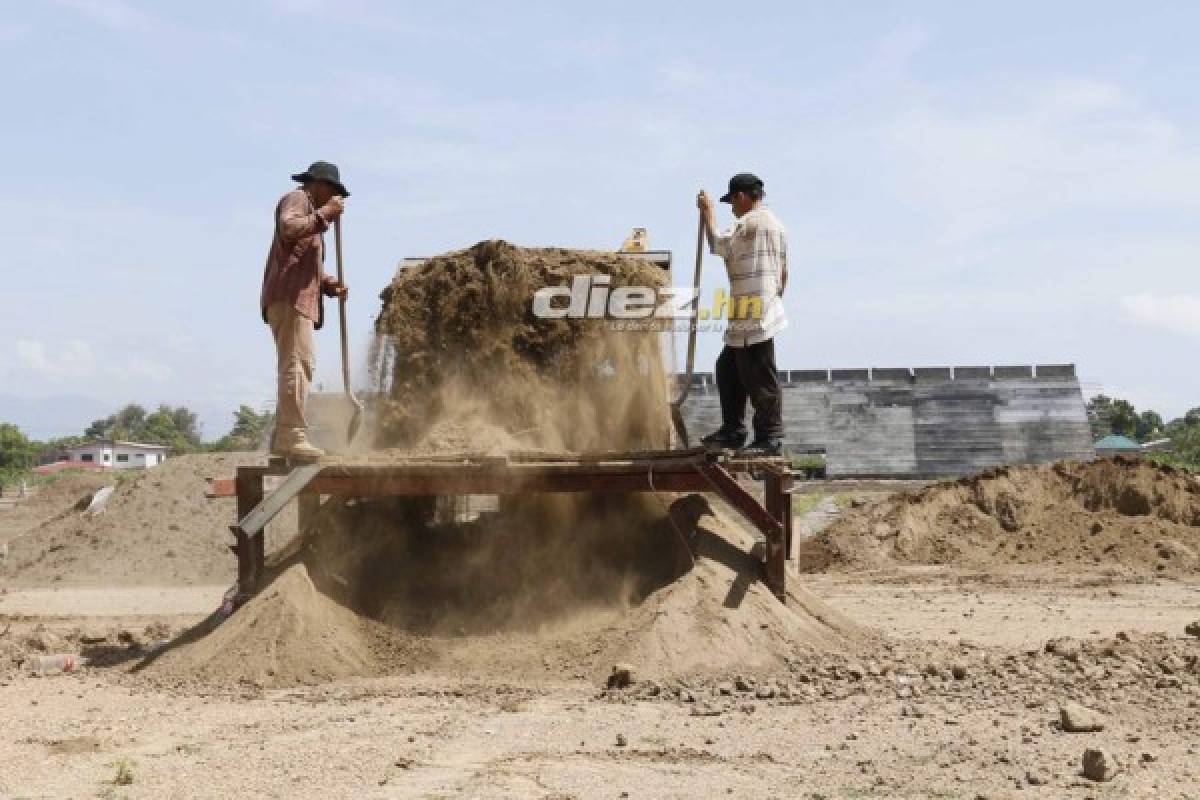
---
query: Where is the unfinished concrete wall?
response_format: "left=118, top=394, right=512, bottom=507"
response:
left=680, top=364, right=1094, bottom=478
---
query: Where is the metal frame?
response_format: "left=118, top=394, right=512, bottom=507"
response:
left=210, top=449, right=793, bottom=605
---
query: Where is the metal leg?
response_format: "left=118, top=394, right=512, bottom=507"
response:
left=298, top=493, right=320, bottom=536
left=233, top=467, right=266, bottom=599
left=763, top=470, right=790, bottom=600
left=764, top=469, right=795, bottom=558
left=701, top=463, right=786, bottom=603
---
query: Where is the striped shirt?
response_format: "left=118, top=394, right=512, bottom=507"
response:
left=710, top=207, right=788, bottom=347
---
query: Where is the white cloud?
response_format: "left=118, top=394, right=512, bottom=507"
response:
left=1120, top=293, right=1200, bottom=340
left=885, top=78, right=1200, bottom=246
left=15, top=339, right=96, bottom=381
left=113, top=356, right=172, bottom=383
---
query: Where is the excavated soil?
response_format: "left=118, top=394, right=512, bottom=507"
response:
left=139, top=240, right=864, bottom=689
left=1, top=453, right=293, bottom=587
left=799, top=457, right=1200, bottom=576
left=142, top=494, right=863, bottom=689
left=0, top=472, right=112, bottom=545
left=371, top=240, right=672, bottom=453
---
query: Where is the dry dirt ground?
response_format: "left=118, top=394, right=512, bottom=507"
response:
left=0, top=466, right=1198, bottom=798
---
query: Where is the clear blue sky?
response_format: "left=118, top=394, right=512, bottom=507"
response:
left=3, top=1, right=1199, bottom=439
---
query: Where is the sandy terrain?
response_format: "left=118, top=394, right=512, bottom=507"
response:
left=1, top=569, right=1197, bottom=798
left=0, top=250, right=1196, bottom=797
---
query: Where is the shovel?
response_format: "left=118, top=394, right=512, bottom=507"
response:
left=333, top=217, right=364, bottom=443
left=670, top=208, right=705, bottom=447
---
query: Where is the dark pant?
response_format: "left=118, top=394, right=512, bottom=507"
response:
left=715, top=338, right=783, bottom=442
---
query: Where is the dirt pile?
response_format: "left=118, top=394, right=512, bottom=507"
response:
left=138, top=241, right=860, bottom=689
left=799, top=457, right=1200, bottom=575
left=370, top=240, right=671, bottom=453
left=0, top=472, right=112, bottom=545
left=143, top=494, right=863, bottom=689
left=2, top=453, right=293, bottom=587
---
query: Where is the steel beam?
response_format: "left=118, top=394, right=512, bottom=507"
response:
left=224, top=453, right=793, bottom=604
left=700, top=463, right=787, bottom=602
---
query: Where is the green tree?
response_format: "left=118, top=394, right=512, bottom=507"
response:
left=80, top=403, right=202, bottom=452
left=0, top=423, right=37, bottom=486
left=211, top=405, right=275, bottom=452
left=85, top=404, right=147, bottom=441
left=1086, top=395, right=1139, bottom=439
left=1166, top=424, right=1200, bottom=468
left=1135, top=410, right=1165, bottom=442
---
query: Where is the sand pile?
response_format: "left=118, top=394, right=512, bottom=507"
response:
left=0, top=472, right=112, bottom=545
left=2, top=453, right=293, bottom=587
left=799, top=457, right=1200, bottom=576
left=139, top=240, right=860, bottom=689
left=143, top=492, right=861, bottom=688
left=371, top=240, right=671, bottom=453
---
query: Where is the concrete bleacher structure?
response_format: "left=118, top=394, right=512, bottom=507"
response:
left=680, top=364, right=1094, bottom=478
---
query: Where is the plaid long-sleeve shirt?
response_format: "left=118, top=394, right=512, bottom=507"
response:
left=710, top=207, right=788, bottom=347
left=260, top=188, right=331, bottom=327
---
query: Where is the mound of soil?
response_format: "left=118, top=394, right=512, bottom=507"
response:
left=0, top=472, right=115, bottom=543
left=143, top=494, right=863, bottom=689
left=137, top=241, right=859, bottom=689
left=799, top=457, right=1200, bottom=576
left=371, top=240, right=671, bottom=453
left=2, top=453, right=291, bottom=587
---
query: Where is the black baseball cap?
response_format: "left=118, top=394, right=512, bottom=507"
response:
left=719, top=172, right=764, bottom=203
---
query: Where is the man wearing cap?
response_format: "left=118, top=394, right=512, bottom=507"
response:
left=260, top=161, right=350, bottom=461
left=696, top=173, right=788, bottom=456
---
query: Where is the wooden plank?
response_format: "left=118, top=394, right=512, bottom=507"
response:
left=303, top=471, right=710, bottom=496
left=205, top=477, right=236, bottom=498
left=313, top=457, right=710, bottom=479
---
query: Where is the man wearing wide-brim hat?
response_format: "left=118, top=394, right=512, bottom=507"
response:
left=260, top=161, right=350, bottom=461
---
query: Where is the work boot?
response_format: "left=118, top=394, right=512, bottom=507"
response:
left=274, top=428, right=325, bottom=462
left=700, top=429, right=746, bottom=451
left=285, top=438, right=325, bottom=463
left=739, top=439, right=785, bottom=457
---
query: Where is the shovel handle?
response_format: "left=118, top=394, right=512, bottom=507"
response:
left=334, top=218, right=352, bottom=394
left=675, top=207, right=705, bottom=406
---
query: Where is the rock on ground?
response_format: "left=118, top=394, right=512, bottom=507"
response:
left=1060, top=701, right=1105, bottom=733
left=1081, top=748, right=1119, bottom=782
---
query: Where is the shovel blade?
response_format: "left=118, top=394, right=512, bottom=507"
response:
left=346, top=396, right=364, bottom=443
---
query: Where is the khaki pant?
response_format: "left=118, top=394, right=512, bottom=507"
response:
left=266, top=302, right=315, bottom=444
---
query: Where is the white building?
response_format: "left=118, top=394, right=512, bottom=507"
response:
left=64, top=440, right=170, bottom=470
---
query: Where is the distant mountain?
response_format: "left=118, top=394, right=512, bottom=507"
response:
left=0, top=393, right=112, bottom=440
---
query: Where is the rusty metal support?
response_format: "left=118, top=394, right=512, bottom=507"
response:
left=231, top=466, right=266, bottom=601
left=699, top=462, right=787, bottom=602
left=222, top=452, right=794, bottom=606
left=763, top=467, right=794, bottom=558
